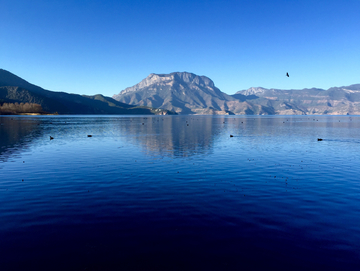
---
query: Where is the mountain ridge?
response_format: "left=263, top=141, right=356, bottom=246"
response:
left=113, top=71, right=360, bottom=115
left=1, top=69, right=359, bottom=115
left=0, top=69, right=175, bottom=115
left=113, top=72, right=237, bottom=114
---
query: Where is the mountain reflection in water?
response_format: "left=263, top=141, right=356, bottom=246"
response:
left=0, top=115, right=360, bottom=271
left=0, top=116, right=43, bottom=162
left=1, top=115, right=359, bottom=160
left=116, top=116, right=219, bottom=157
left=1, top=115, right=219, bottom=159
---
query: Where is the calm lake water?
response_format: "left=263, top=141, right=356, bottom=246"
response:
left=1, top=115, right=359, bottom=270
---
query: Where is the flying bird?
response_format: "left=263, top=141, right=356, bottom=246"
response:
left=286, top=72, right=289, bottom=77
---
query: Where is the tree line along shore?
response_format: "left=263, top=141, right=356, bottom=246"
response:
left=0, top=102, right=55, bottom=115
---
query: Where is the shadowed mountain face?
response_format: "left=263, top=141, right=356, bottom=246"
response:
left=113, top=72, right=360, bottom=115
left=0, top=69, right=174, bottom=115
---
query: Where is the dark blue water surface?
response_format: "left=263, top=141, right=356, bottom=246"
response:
left=1, top=115, right=359, bottom=270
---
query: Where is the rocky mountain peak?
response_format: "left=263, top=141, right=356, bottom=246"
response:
left=170, top=72, right=215, bottom=87
left=118, top=72, right=215, bottom=96
left=112, top=72, right=231, bottom=114
left=238, top=87, right=268, bottom=96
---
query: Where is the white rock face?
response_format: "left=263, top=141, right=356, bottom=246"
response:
left=119, top=74, right=163, bottom=95
left=112, top=72, right=360, bottom=115
left=117, top=72, right=215, bottom=96
left=112, top=71, right=232, bottom=114
left=343, top=88, right=360, bottom=93
left=240, top=87, right=268, bottom=96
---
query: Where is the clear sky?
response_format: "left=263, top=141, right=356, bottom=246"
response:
left=1, top=0, right=360, bottom=96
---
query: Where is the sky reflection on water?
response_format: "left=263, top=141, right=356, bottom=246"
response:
left=0, top=115, right=360, bottom=270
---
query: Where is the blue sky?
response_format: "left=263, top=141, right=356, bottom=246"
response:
left=1, top=0, right=359, bottom=96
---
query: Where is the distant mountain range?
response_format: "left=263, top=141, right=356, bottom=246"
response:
left=0, top=69, right=174, bottom=115
left=234, top=85, right=360, bottom=115
left=1, top=69, right=359, bottom=115
left=113, top=72, right=360, bottom=115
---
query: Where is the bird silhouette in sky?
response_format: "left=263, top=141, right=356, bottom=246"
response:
left=286, top=72, right=289, bottom=77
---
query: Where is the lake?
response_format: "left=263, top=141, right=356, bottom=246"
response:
left=1, top=115, right=359, bottom=270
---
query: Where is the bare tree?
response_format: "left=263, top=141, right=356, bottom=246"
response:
left=0, top=102, right=44, bottom=114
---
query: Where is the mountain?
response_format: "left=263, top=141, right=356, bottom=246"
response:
left=113, top=72, right=360, bottom=115
left=113, top=72, right=233, bottom=114
left=2, top=69, right=359, bottom=115
left=0, top=69, right=174, bottom=115
left=112, top=72, right=271, bottom=114
left=234, top=84, right=360, bottom=115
